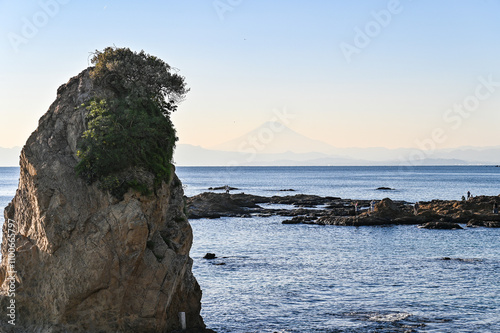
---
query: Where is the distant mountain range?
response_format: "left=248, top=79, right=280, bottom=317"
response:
left=174, top=122, right=500, bottom=166
left=212, top=121, right=337, bottom=155
left=1, top=122, right=499, bottom=166
left=174, top=143, right=500, bottom=166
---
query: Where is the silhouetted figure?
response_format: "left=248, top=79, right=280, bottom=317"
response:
left=414, top=202, right=420, bottom=215
left=225, top=185, right=230, bottom=194
left=493, top=202, right=498, bottom=214
left=467, top=191, right=471, bottom=200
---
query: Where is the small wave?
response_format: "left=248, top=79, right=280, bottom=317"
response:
left=344, top=311, right=412, bottom=323
left=368, top=312, right=411, bottom=322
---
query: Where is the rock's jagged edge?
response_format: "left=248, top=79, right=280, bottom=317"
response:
left=0, top=69, right=210, bottom=332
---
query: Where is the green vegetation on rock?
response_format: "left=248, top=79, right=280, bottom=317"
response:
left=75, top=47, right=188, bottom=199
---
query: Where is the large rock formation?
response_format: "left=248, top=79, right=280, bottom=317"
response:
left=0, top=70, right=209, bottom=332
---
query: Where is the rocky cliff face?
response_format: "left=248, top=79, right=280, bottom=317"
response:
left=0, top=69, right=207, bottom=332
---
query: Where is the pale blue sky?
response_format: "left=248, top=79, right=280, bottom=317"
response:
left=1, top=0, right=500, bottom=151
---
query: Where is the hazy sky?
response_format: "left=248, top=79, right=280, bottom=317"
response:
left=1, top=0, right=500, bottom=151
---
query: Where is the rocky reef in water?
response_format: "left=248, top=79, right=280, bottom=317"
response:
left=187, top=192, right=500, bottom=229
left=0, top=69, right=212, bottom=332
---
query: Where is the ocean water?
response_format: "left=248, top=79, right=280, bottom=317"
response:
left=179, top=166, right=500, bottom=333
left=177, top=165, right=500, bottom=203
left=1, top=166, right=499, bottom=332
left=0, top=167, right=19, bottom=225
left=190, top=216, right=500, bottom=333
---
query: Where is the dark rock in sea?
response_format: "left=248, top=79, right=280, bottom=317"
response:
left=215, top=262, right=226, bottom=266
left=419, top=222, right=463, bottom=229
left=376, top=187, right=395, bottom=190
left=467, top=219, right=500, bottom=228
left=208, top=186, right=239, bottom=191
left=282, top=215, right=317, bottom=224
left=271, top=194, right=332, bottom=206
left=186, top=192, right=264, bottom=219
left=203, top=253, right=217, bottom=260
left=275, top=208, right=312, bottom=217
left=279, top=189, right=296, bottom=192
left=186, top=193, right=334, bottom=219
left=316, top=215, right=397, bottom=227
left=439, top=257, right=482, bottom=263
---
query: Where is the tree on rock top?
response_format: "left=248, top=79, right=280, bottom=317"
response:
left=76, top=47, right=188, bottom=199
left=90, top=47, right=188, bottom=115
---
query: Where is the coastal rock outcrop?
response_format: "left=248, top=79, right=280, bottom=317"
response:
left=186, top=192, right=500, bottom=230
left=186, top=193, right=338, bottom=219
left=186, top=192, right=264, bottom=219
left=372, top=198, right=404, bottom=218
left=0, top=70, right=209, bottom=332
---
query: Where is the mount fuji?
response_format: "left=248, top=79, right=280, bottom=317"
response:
left=210, top=121, right=339, bottom=155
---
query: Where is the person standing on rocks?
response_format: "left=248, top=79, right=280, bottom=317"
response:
left=467, top=191, right=471, bottom=200
left=414, top=201, right=419, bottom=215
left=493, top=202, right=498, bottom=214
left=370, top=200, right=375, bottom=212
left=225, top=185, right=230, bottom=194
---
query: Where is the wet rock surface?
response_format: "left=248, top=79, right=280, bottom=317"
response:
left=208, top=186, right=239, bottom=191
left=203, top=253, right=217, bottom=260
left=419, top=222, right=463, bottom=229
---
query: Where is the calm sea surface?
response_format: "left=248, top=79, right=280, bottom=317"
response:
left=177, top=165, right=500, bottom=202
left=1, top=166, right=499, bottom=332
